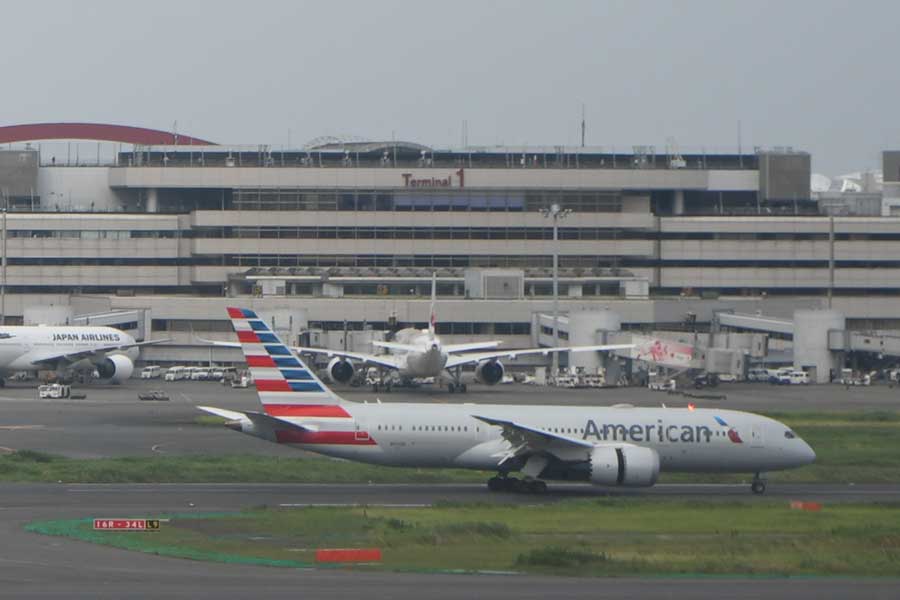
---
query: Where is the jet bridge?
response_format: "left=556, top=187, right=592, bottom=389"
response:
left=713, top=311, right=794, bottom=336
left=828, top=330, right=900, bottom=357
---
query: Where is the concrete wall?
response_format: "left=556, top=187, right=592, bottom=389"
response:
left=793, top=309, right=845, bottom=383
left=37, top=167, right=124, bottom=211
left=109, top=166, right=760, bottom=192
left=0, top=150, right=38, bottom=197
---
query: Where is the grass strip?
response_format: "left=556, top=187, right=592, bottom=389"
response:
left=25, top=499, right=900, bottom=577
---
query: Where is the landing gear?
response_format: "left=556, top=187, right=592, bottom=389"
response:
left=487, top=475, right=547, bottom=494
left=446, top=367, right=467, bottom=393
left=751, top=473, right=767, bottom=495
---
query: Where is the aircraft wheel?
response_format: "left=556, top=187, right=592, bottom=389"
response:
left=751, top=480, right=766, bottom=495
left=447, top=383, right=456, bottom=393
left=487, top=476, right=504, bottom=492
left=460, top=383, right=467, bottom=393
left=372, top=383, right=380, bottom=393
left=0, top=378, right=5, bottom=387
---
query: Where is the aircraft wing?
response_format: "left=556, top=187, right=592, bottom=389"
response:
left=444, top=343, right=635, bottom=369
left=196, top=337, right=403, bottom=370
left=29, top=338, right=172, bottom=367
left=442, top=341, right=502, bottom=353
left=293, top=347, right=403, bottom=370
left=472, top=415, right=594, bottom=467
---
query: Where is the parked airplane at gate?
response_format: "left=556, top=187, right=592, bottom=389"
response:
left=0, top=326, right=168, bottom=385
left=201, top=275, right=633, bottom=392
left=200, top=308, right=816, bottom=494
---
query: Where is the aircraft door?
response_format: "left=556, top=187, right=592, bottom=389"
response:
left=750, top=423, right=764, bottom=448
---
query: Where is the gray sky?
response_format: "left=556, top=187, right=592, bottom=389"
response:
left=6, top=0, right=900, bottom=174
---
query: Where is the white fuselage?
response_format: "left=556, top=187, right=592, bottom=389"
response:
left=389, top=328, right=448, bottom=379
left=274, top=404, right=815, bottom=478
left=0, top=326, right=137, bottom=375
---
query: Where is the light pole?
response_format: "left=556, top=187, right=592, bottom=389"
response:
left=540, top=202, right=571, bottom=383
left=1, top=203, right=6, bottom=326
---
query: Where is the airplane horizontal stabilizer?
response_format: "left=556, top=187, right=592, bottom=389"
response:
left=372, top=341, right=421, bottom=353
left=198, top=406, right=319, bottom=433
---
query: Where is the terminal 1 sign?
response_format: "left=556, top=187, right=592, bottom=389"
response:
left=401, top=168, right=465, bottom=188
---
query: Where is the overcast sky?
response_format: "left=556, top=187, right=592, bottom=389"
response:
left=5, top=0, right=899, bottom=174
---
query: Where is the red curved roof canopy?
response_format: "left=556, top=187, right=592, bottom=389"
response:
left=0, top=123, right=215, bottom=145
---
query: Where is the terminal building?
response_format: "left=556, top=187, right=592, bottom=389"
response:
left=0, top=122, right=898, bottom=376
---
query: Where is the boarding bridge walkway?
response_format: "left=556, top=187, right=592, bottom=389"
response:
left=713, top=311, right=794, bottom=335
left=828, top=330, right=900, bottom=357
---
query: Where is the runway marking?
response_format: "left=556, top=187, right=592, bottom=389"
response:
left=0, top=425, right=45, bottom=430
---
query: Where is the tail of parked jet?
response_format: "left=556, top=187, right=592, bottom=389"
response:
left=223, top=307, right=346, bottom=414
left=428, top=272, right=437, bottom=337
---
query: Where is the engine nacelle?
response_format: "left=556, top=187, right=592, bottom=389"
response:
left=96, top=354, right=135, bottom=383
left=327, top=357, right=355, bottom=383
left=474, top=360, right=504, bottom=385
left=589, top=446, right=659, bottom=487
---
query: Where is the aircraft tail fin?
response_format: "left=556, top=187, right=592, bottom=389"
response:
left=225, top=307, right=348, bottom=414
left=428, top=272, right=437, bottom=336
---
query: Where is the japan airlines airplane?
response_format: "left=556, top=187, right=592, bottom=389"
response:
left=200, top=308, right=816, bottom=494
left=0, top=325, right=167, bottom=385
left=202, top=276, right=633, bottom=392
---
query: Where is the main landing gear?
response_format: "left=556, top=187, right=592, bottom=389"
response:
left=446, top=367, right=467, bottom=393
left=487, top=475, right=547, bottom=494
left=751, top=472, right=767, bottom=495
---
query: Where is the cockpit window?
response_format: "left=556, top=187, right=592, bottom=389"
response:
left=784, top=430, right=796, bottom=439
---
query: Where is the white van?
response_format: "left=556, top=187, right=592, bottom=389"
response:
left=747, top=368, right=769, bottom=382
left=789, top=370, right=810, bottom=385
left=189, top=367, right=210, bottom=381
left=164, top=366, right=186, bottom=381
left=769, top=367, right=794, bottom=384
left=140, top=365, right=161, bottom=379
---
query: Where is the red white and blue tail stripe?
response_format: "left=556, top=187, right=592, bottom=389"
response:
left=226, top=307, right=348, bottom=418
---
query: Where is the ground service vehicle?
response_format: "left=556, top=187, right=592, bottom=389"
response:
left=38, top=384, right=71, bottom=399
left=140, top=366, right=161, bottom=379
left=164, top=366, right=186, bottom=381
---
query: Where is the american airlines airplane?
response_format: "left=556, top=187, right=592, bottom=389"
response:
left=200, top=308, right=816, bottom=495
left=203, top=276, right=632, bottom=392
left=0, top=325, right=167, bottom=385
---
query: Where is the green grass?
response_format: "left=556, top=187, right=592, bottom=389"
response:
left=1, top=410, right=898, bottom=484
left=26, top=500, right=900, bottom=576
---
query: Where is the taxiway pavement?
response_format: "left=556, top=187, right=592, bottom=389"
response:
left=2, top=482, right=900, bottom=599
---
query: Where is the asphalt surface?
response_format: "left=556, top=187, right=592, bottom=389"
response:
left=0, top=379, right=897, bottom=597
left=3, top=482, right=900, bottom=599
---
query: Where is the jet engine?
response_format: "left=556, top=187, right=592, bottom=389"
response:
left=589, top=446, right=659, bottom=487
left=95, top=354, right=135, bottom=383
left=474, top=360, right=504, bottom=385
left=327, top=357, right=355, bottom=383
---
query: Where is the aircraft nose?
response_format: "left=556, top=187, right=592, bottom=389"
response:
left=798, top=440, right=816, bottom=465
